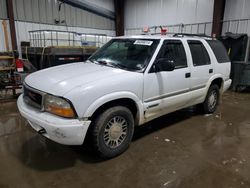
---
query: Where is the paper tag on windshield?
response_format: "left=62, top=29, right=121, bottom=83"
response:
left=134, top=40, right=153, bottom=46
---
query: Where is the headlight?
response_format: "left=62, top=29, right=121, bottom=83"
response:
left=44, top=94, right=76, bottom=118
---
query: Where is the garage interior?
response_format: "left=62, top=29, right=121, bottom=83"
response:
left=0, top=0, right=250, bottom=187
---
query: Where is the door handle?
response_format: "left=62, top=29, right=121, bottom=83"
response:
left=185, top=73, right=191, bottom=78
left=209, top=69, right=213, bottom=73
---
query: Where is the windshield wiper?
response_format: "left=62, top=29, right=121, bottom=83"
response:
left=89, top=59, right=108, bottom=66
left=112, top=62, right=142, bottom=71
left=97, top=60, right=108, bottom=65
left=90, top=59, right=139, bottom=71
left=109, top=62, right=128, bottom=70
left=93, top=60, right=121, bottom=69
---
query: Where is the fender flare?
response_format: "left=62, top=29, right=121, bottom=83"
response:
left=206, top=74, right=224, bottom=90
left=83, top=91, right=144, bottom=123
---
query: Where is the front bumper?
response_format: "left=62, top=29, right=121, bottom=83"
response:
left=17, top=94, right=91, bottom=145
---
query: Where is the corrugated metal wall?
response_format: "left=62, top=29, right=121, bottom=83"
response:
left=0, top=0, right=9, bottom=51
left=222, top=0, right=250, bottom=35
left=123, top=0, right=250, bottom=36
left=0, top=20, right=12, bottom=51
left=224, top=0, right=250, bottom=20
left=125, top=0, right=214, bottom=35
left=0, top=0, right=115, bottom=52
left=0, top=0, right=7, bottom=19
left=80, top=0, right=114, bottom=12
left=8, top=0, right=115, bottom=30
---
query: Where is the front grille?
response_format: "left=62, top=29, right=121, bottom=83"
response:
left=23, top=84, right=43, bottom=109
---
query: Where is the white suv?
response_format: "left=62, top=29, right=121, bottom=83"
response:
left=17, top=35, right=232, bottom=158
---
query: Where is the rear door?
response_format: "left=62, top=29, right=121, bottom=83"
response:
left=187, top=40, right=213, bottom=100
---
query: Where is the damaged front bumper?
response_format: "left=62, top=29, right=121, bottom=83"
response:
left=17, top=94, right=91, bottom=145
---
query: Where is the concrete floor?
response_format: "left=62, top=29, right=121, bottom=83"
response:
left=0, top=91, right=250, bottom=188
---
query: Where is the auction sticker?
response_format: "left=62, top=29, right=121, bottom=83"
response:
left=134, top=40, right=153, bottom=46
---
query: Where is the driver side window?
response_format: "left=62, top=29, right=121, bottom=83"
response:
left=157, top=40, right=187, bottom=69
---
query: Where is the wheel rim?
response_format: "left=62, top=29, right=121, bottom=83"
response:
left=208, top=90, right=218, bottom=111
left=103, top=116, right=128, bottom=148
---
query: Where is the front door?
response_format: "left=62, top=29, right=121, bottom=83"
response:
left=143, top=40, right=191, bottom=120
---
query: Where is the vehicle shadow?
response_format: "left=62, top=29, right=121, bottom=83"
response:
left=18, top=135, right=104, bottom=171
left=133, top=106, right=198, bottom=141
left=18, top=106, right=200, bottom=171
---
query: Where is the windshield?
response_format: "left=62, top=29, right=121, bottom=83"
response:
left=89, top=38, right=160, bottom=71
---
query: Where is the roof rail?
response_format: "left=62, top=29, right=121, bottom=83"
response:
left=141, top=32, right=175, bottom=35
left=173, top=33, right=212, bottom=38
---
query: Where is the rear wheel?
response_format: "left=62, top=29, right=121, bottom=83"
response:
left=202, top=84, right=220, bottom=114
left=91, top=106, right=134, bottom=158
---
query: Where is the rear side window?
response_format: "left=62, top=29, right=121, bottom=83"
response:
left=157, top=40, right=187, bottom=69
left=188, top=40, right=210, bottom=66
left=206, top=40, right=230, bottom=63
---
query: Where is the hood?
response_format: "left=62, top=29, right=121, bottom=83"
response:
left=25, top=62, right=135, bottom=96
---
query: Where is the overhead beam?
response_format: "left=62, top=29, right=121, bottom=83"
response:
left=60, top=0, right=115, bottom=20
left=6, top=0, right=17, bottom=51
left=114, top=0, right=124, bottom=36
left=212, top=0, right=226, bottom=37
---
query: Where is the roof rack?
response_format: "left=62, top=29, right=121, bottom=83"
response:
left=141, top=32, right=175, bottom=35
left=173, top=33, right=212, bottom=38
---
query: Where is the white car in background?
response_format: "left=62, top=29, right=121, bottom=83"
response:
left=17, top=34, right=231, bottom=158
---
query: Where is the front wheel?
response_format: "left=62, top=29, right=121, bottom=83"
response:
left=202, top=84, right=220, bottom=114
left=91, top=106, right=134, bottom=158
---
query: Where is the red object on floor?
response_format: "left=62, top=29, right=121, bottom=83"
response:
left=15, top=59, right=24, bottom=72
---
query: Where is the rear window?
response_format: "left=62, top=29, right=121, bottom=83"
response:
left=188, top=40, right=210, bottom=66
left=206, top=40, right=230, bottom=63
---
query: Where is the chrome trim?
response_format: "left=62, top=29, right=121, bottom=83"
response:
left=147, top=103, right=159, bottom=109
left=190, top=84, right=206, bottom=91
left=144, top=85, right=206, bottom=103
left=144, top=89, right=189, bottom=103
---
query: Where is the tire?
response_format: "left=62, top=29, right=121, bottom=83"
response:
left=202, top=84, right=220, bottom=114
left=91, top=106, right=134, bottom=158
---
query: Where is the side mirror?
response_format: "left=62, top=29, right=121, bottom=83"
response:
left=154, top=58, right=175, bottom=72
